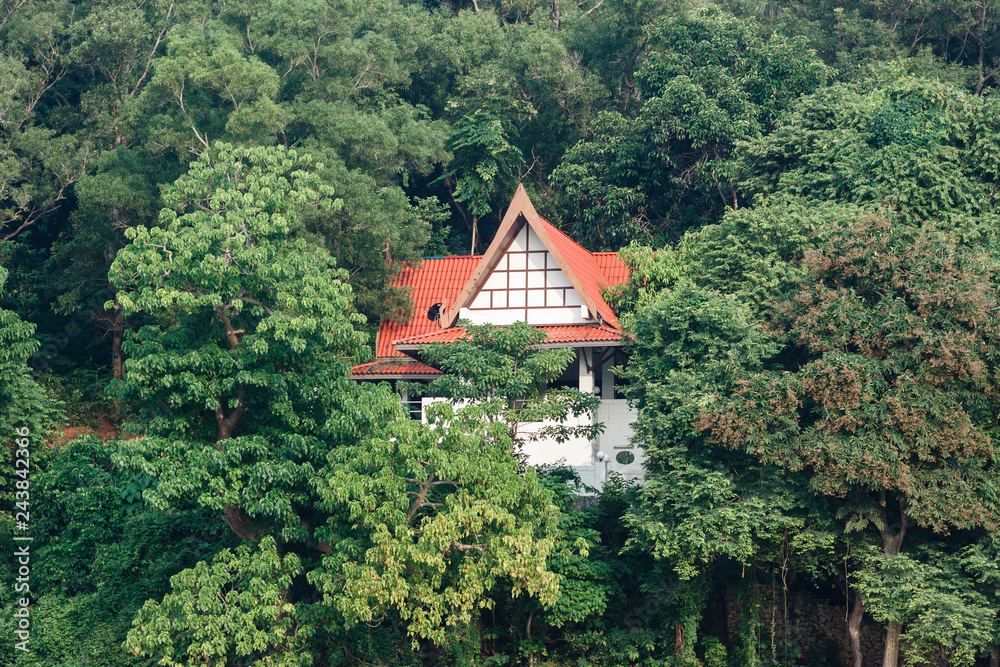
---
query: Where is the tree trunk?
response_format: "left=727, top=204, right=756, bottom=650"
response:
left=112, top=328, right=124, bottom=380
left=215, top=392, right=246, bottom=441
left=526, top=611, right=534, bottom=667
left=109, top=301, right=126, bottom=380
left=882, top=620, right=901, bottom=667
left=217, top=385, right=250, bottom=538
left=990, top=646, right=999, bottom=667
left=223, top=504, right=260, bottom=541
left=848, top=590, right=864, bottom=667
left=674, top=621, right=685, bottom=655
left=879, top=498, right=908, bottom=667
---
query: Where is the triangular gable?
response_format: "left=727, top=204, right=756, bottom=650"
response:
left=443, top=185, right=620, bottom=329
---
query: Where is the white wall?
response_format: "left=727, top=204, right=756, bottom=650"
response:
left=595, top=399, right=643, bottom=483
left=416, top=396, right=642, bottom=493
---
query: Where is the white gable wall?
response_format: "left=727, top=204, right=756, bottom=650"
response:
left=465, top=225, right=591, bottom=326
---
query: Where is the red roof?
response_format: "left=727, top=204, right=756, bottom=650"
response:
left=376, top=256, right=479, bottom=358
left=350, top=358, right=442, bottom=378
left=593, top=252, right=629, bottom=286
left=357, top=186, right=632, bottom=380
left=536, top=218, right=622, bottom=327
left=393, top=324, right=625, bottom=349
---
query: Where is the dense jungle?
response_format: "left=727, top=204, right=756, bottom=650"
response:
left=2, top=0, right=1000, bottom=664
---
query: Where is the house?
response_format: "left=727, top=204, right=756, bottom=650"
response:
left=351, top=185, right=641, bottom=490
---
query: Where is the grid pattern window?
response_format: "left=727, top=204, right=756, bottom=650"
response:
left=465, top=226, right=589, bottom=326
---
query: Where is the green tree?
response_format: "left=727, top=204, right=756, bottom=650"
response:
left=696, top=216, right=1000, bottom=666
left=854, top=545, right=997, bottom=667
left=0, top=0, right=93, bottom=245
left=959, top=532, right=1000, bottom=665
left=435, top=63, right=533, bottom=253
left=0, top=436, right=233, bottom=667
left=738, top=76, right=1000, bottom=227
left=552, top=6, right=829, bottom=247
left=111, top=145, right=565, bottom=663
left=402, top=322, right=611, bottom=664
left=0, top=264, right=59, bottom=553
left=0, top=266, right=56, bottom=436
left=108, top=142, right=363, bottom=538
left=407, top=321, right=602, bottom=459
left=619, top=280, right=818, bottom=663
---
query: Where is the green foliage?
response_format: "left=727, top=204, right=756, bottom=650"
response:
left=0, top=266, right=60, bottom=528
left=107, top=142, right=381, bottom=543
left=407, top=321, right=602, bottom=457
left=126, top=536, right=305, bottom=666
left=854, top=547, right=997, bottom=666
left=621, top=281, right=808, bottom=580
left=552, top=6, right=829, bottom=247
left=698, top=216, right=1000, bottom=539
left=0, top=436, right=234, bottom=667
left=9, top=0, right=1000, bottom=663
left=700, top=635, right=728, bottom=667
left=602, top=242, right=685, bottom=326
left=109, top=151, right=570, bottom=663
left=0, top=266, right=57, bottom=437
left=739, top=77, right=1000, bottom=227
left=311, top=412, right=562, bottom=646
left=109, top=142, right=362, bottom=439
left=681, top=196, right=868, bottom=308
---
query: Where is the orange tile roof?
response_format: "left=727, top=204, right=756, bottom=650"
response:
left=393, top=324, right=625, bottom=348
left=376, top=256, right=479, bottom=358
left=593, top=252, right=629, bottom=287
left=350, top=358, right=443, bottom=378
left=535, top=217, right=622, bottom=327
left=366, top=187, right=633, bottom=376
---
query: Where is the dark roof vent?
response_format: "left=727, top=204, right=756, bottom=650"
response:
left=427, top=303, right=443, bottom=322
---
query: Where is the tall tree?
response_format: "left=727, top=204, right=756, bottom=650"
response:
left=738, top=77, right=1000, bottom=226
left=111, top=144, right=565, bottom=663
left=696, top=216, right=1000, bottom=665
left=552, top=6, right=829, bottom=248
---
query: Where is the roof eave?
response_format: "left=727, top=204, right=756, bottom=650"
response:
left=350, top=373, right=442, bottom=380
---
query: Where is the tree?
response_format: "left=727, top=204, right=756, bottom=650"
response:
left=43, top=147, right=163, bottom=378
left=738, top=76, right=1000, bottom=227
left=696, top=216, right=1000, bottom=665
left=0, top=436, right=233, bottom=667
left=0, top=265, right=56, bottom=436
left=401, top=322, right=611, bottom=663
left=854, top=544, right=997, bottom=667
left=551, top=6, right=829, bottom=247
left=0, top=263, right=60, bottom=531
left=108, top=141, right=367, bottom=535
left=406, top=321, right=602, bottom=460
left=111, top=145, right=566, bottom=663
left=619, top=279, right=819, bottom=663
left=959, top=532, right=1000, bottom=666
left=0, top=0, right=93, bottom=245
left=435, top=63, right=533, bottom=254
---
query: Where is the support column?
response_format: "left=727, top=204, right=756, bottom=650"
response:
left=578, top=348, right=603, bottom=489
left=578, top=348, right=594, bottom=394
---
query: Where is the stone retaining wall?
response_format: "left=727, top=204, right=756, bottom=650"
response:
left=722, top=585, right=884, bottom=666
